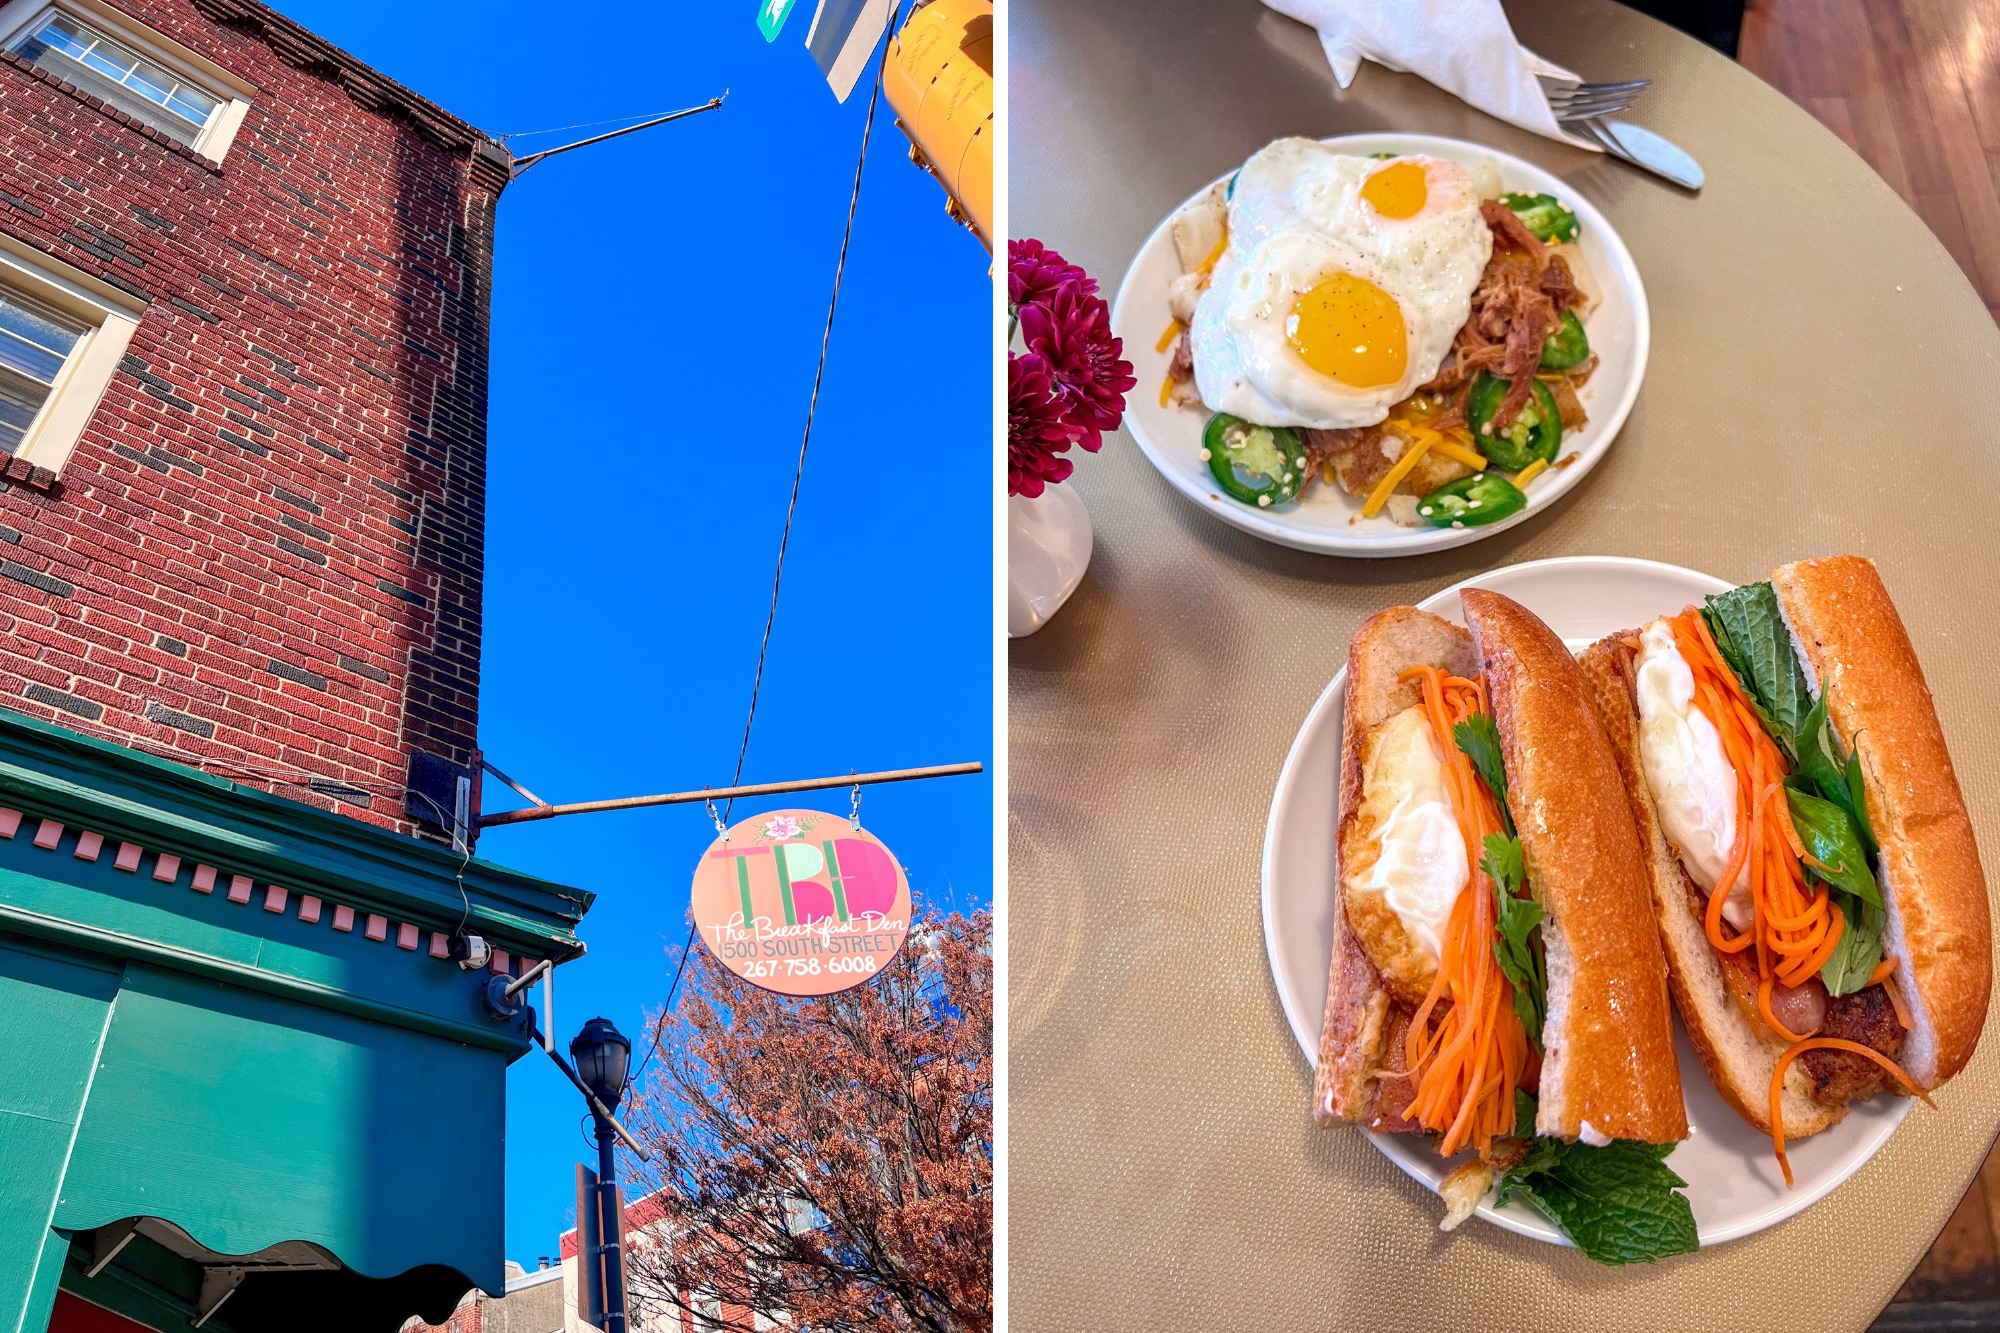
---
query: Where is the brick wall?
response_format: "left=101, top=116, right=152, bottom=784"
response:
left=0, top=0, right=507, bottom=834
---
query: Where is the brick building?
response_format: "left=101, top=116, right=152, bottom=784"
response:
left=0, top=3, right=592, bottom=1332
left=0, top=0, right=510, bottom=834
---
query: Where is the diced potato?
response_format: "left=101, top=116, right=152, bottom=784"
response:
left=1167, top=272, right=1205, bottom=324
left=1469, top=156, right=1503, bottom=202
left=1405, top=449, right=1472, bottom=497
left=1550, top=241, right=1600, bottom=316
left=1384, top=493, right=1423, bottom=527
left=1171, top=182, right=1228, bottom=272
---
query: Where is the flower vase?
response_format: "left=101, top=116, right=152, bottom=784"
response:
left=1008, top=483, right=1093, bottom=637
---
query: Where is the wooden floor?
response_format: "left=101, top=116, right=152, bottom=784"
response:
left=1739, top=2, right=2000, bottom=1322
left=1741, top=0, right=2000, bottom=321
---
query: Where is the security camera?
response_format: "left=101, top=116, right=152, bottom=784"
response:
left=450, top=933, right=492, bottom=971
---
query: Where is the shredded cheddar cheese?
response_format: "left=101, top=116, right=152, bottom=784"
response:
left=1514, top=458, right=1549, bottom=487
left=1430, top=438, right=1489, bottom=471
left=1362, top=435, right=1433, bottom=518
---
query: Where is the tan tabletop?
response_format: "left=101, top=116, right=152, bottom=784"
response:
left=1008, top=1, right=2000, bottom=1328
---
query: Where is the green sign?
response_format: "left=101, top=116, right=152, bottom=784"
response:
left=757, top=0, right=798, bottom=40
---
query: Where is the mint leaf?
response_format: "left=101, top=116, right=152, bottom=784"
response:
left=1484, top=833, right=1546, bottom=1052
left=1496, top=1138, right=1699, bottom=1265
left=1454, top=714, right=1513, bottom=836
left=1514, top=1090, right=1538, bottom=1137
left=1702, top=583, right=1812, bottom=761
left=1786, top=788, right=1881, bottom=908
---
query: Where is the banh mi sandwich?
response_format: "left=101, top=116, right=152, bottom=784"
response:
left=1315, top=590, right=1695, bottom=1265
left=1579, top=556, right=1990, bottom=1185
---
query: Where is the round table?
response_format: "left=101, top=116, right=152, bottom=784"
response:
left=1008, top=2, right=2000, bottom=1328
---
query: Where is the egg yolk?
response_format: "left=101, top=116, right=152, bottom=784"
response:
left=1362, top=159, right=1429, bottom=219
left=1288, top=272, right=1408, bottom=388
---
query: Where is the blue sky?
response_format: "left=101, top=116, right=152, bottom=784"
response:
left=271, top=0, right=993, bottom=1268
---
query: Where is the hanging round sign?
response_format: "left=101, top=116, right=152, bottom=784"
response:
left=691, top=808, right=912, bottom=996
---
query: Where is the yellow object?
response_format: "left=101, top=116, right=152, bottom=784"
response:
left=1362, top=160, right=1429, bottom=219
left=1429, top=437, right=1488, bottom=470
left=1362, top=436, right=1432, bottom=518
left=1514, top=458, right=1550, bottom=487
left=1159, top=374, right=1174, bottom=407
left=886, top=0, right=992, bottom=250
left=1198, top=225, right=1230, bottom=277
left=1156, top=320, right=1182, bottom=352
left=1289, top=272, right=1408, bottom=388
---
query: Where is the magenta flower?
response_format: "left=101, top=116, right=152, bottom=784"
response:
left=1009, top=352, right=1081, bottom=498
left=1007, top=239, right=1131, bottom=495
left=1008, top=238, right=1096, bottom=312
left=1017, top=282, right=1135, bottom=452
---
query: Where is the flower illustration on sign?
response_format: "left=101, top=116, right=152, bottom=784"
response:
left=763, top=815, right=803, bottom=841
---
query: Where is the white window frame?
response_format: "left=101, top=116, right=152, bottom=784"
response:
left=0, top=231, right=142, bottom=473
left=0, top=0, right=255, bottom=164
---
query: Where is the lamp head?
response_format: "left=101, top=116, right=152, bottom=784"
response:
left=569, top=1016, right=632, bottom=1109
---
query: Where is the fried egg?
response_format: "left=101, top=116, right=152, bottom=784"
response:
left=1343, top=704, right=1470, bottom=1004
left=1633, top=619, right=1752, bottom=928
left=1190, top=140, right=1492, bottom=430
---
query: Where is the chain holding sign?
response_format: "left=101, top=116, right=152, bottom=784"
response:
left=692, top=808, right=911, bottom=996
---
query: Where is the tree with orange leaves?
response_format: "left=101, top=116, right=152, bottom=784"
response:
left=621, top=909, right=992, bottom=1333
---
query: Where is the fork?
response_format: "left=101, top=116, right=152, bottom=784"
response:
left=1539, top=77, right=1650, bottom=123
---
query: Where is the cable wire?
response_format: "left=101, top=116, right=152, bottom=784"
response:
left=629, top=33, right=897, bottom=1093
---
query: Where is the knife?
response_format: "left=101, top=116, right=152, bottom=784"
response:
left=1578, top=117, right=1703, bottom=190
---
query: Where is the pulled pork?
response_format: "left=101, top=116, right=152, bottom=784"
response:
left=1423, top=203, right=1589, bottom=429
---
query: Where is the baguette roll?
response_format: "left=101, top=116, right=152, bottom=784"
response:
left=1312, top=598, right=1686, bottom=1146
left=1461, top=590, right=1686, bottom=1144
left=1770, top=556, right=1990, bottom=1088
left=1581, top=555, right=1988, bottom=1139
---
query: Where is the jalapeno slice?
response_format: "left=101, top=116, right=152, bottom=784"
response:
left=1202, top=413, right=1308, bottom=508
left=1539, top=309, right=1590, bottom=371
left=1466, top=372, right=1561, bottom=472
left=1500, top=191, right=1579, bottom=244
left=1416, top=472, right=1528, bottom=528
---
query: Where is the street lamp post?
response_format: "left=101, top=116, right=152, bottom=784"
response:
left=571, top=1016, right=633, bottom=1333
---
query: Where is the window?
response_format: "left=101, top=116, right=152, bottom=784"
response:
left=12, top=13, right=216, bottom=141
left=0, top=289, right=87, bottom=452
left=0, top=1, right=254, bottom=163
left=0, top=232, right=143, bottom=474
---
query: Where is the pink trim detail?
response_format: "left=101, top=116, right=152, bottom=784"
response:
left=73, top=831, right=102, bottom=861
left=298, top=895, right=322, bottom=924
left=263, top=885, right=288, bottom=914
left=492, top=949, right=511, bottom=975
left=396, top=922, right=420, bottom=951
left=365, top=914, right=388, bottom=941
left=114, top=843, right=141, bottom=872
left=153, top=854, right=181, bottom=884
left=0, top=809, right=20, bottom=838
left=333, top=904, right=355, bottom=932
left=192, top=864, right=217, bottom=893
left=33, top=819, right=62, bottom=850
left=429, top=931, right=450, bottom=959
left=227, top=875, right=253, bottom=904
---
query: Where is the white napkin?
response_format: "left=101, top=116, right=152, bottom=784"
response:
left=1264, top=0, right=1601, bottom=151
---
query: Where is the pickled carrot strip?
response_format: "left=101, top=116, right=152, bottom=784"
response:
left=1393, top=665, right=1530, bottom=1158
left=1770, top=1038, right=1935, bottom=1187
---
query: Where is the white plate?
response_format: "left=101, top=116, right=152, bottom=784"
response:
left=1110, top=134, right=1649, bottom=557
left=1260, top=556, right=1913, bottom=1247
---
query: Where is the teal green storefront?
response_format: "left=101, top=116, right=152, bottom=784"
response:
left=0, top=711, right=589, bottom=1333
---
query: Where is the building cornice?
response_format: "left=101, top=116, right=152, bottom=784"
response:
left=188, top=0, right=515, bottom=191
left=0, top=705, right=591, bottom=958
